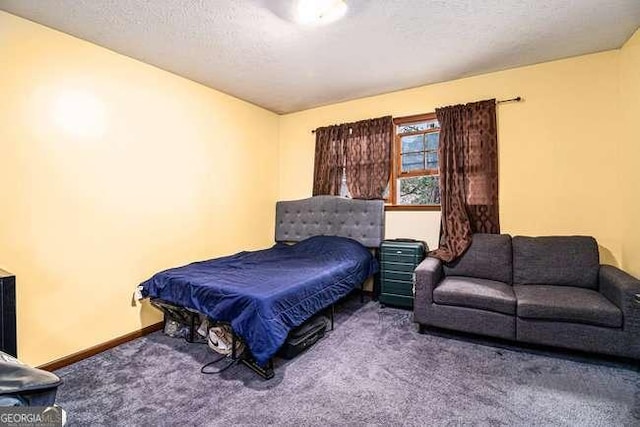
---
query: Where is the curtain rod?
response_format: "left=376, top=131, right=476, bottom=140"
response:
left=496, top=96, right=522, bottom=104
left=311, top=96, right=522, bottom=133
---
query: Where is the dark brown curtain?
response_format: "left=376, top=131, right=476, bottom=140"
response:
left=345, top=116, right=393, bottom=199
left=313, top=116, right=392, bottom=199
left=312, top=124, right=347, bottom=196
left=431, top=99, right=499, bottom=262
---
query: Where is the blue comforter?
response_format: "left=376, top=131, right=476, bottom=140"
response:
left=140, top=236, right=378, bottom=364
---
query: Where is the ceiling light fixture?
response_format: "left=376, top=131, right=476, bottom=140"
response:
left=294, top=0, right=347, bottom=26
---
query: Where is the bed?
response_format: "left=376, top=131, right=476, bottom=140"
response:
left=139, top=196, right=384, bottom=375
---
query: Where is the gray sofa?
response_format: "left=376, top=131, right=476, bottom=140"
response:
left=414, top=234, right=640, bottom=359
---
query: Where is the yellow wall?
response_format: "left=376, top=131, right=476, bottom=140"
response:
left=0, top=12, right=279, bottom=366
left=278, top=50, right=626, bottom=266
left=620, top=29, right=640, bottom=277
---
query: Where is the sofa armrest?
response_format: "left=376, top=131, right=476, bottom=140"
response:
left=414, top=256, right=443, bottom=305
left=600, top=265, right=640, bottom=334
left=600, top=265, right=640, bottom=309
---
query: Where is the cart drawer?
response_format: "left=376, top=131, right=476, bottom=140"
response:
left=380, top=279, right=413, bottom=296
left=380, top=261, right=416, bottom=272
left=381, top=252, right=420, bottom=264
left=381, top=270, right=414, bottom=282
left=379, top=293, right=413, bottom=308
left=381, top=246, right=421, bottom=256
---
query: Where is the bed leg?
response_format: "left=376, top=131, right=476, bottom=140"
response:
left=240, top=358, right=274, bottom=380
left=232, top=332, right=237, bottom=360
left=189, top=312, right=197, bottom=343
left=229, top=329, right=274, bottom=379
left=330, top=304, right=334, bottom=331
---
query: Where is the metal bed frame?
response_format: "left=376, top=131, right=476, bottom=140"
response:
left=167, top=301, right=339, bottom=380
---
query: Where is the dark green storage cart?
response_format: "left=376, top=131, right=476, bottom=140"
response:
left=379, top=240, right=427, bottom=309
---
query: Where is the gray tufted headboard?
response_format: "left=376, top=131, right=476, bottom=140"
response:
left=275, top=196, right=385, bottom=248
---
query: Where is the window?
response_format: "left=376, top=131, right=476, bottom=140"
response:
left=339, top=166, right=349, bottom=198
left=388, top=113, right=441, bottom=209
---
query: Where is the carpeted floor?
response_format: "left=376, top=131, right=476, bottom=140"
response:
left=56, top=297, right=640, bottom=426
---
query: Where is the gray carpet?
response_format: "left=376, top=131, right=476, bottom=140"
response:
left=56, top=297, right=640, bottom=426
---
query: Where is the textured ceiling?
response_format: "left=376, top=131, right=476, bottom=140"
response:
left=2, top=0, right=639, bottom=114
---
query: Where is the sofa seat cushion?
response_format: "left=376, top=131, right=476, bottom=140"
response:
left=514, top=285, right=622, bottom=328
left=433, top=276, right=516, bottom=315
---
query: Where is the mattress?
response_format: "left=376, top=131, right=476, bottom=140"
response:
left=139, top=235, right=378, bottom=364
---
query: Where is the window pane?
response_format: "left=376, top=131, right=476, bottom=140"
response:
left=339, top=167, right=350, bottom=198
left=401, top=152, right=424, bottom=171
left=401, top=134, right=424, bottom=153
left=398, top=123, right=426, bottom=133
left=426, top=132, right=439, bottom=150
left=426, top=152, right=438, bottom=170
left=398, top=175, right=441, bottom=205
left=397, top=119, right=439, bottom=134
left=425, top=119, right=439, bottom=129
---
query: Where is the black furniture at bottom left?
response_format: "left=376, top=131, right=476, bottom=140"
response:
left=0, top=269, right=16, bottom=357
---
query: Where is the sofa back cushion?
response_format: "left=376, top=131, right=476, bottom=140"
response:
left=512, top=236, right=599, bottom=289
left=443, top=234, right=513, bottom=284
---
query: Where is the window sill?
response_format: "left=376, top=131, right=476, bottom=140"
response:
left=384, top=205, right=441, bottom=212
